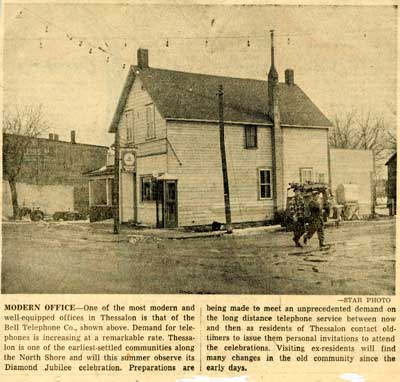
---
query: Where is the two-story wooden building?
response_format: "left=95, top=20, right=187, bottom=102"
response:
left=108, top=43, right=332, bottom=228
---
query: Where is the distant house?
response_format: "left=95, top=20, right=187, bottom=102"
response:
left=2, top=131, right=108, bottom=217
left=385, top=152, right=396, bottom=215
left=104, top=40, right=336, bottom=228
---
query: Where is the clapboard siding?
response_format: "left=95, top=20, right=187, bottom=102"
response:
left=137, top=138, right=167, bottom=157
left=282, top=127, right=329, bottom=204
left=120, top=151, right=168, bottom=224
left=118, top=77, right=166, bottom=148
left=120, top=172, right=134, bottom=222
left=167, top=121, right=274, bottom=226
left=117, top=77, right=168, bottom=224
left=135, top=154, right=167, bottom=225
left=116, top=76, right=332, bottom=226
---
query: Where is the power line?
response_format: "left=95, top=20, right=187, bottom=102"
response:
left=79, top=5, right=131, bottom=59
left=18, top=6, right=132, bottom=69
left=8, top=5, right=382, bottom=47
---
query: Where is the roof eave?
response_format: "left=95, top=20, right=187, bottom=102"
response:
left=281, top=123, right=331, bottom=129
left=166, top=118, right=331, bottom=129
left=165, top=117, right=272, bottom=126
left=108, top=66, right=137, bottom=133
left=385, top=152, right=397, bottom=165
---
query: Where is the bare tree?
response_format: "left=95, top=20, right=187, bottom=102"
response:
left=385, top=102, right=396, bottom=151
left=354, top=110, right=388, bottom=160
left=3, top=105, right=48, bottom=220
left=387, top=129, right=396, bottom=150
left=329, top=109, right=390, bottom=160
left=328, top=109, right=357, bottom=149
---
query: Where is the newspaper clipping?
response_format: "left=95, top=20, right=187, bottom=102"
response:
left=1, top=1, right=398, bottom=382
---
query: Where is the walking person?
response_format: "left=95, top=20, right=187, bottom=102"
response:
left=303, top=190, right=327, bottom=250
left=289, top=186, right=306, bottom=248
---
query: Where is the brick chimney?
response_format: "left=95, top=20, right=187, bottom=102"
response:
left=49, top=133, right=54, bottom=140
left=137, top=48, right=149, bottom=69
left=53, top=134, right=59, bottom=141
left=71, top=130, right=76, bottom=144
left=268, top=30, right=284, bottom=212
left=285, top=69, right=294, bottom=86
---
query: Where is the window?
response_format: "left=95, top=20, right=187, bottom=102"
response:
left=141, top=175, right=157, bottom=201
left=125, top=110, right=134, bottom=142
left=300, top=168, right=313, bottom=184
left=259, top=169, right=272, bottom=199
left=146, top=104, right=156, bottom=139
left=245, top=126, right=257, bottom=149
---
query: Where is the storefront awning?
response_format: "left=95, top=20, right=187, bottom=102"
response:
left=156, top=173, right=178, bottom=181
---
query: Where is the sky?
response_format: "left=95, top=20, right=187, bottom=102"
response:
left=3, top=2, right=398, bottom=147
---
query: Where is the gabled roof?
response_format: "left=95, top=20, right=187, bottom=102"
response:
left=385, top=152, right=397, bottom=165
left=109, top=66, right=332, bottom=133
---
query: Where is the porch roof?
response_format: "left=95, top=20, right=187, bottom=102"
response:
left=85, top=165, right=115, bottom=178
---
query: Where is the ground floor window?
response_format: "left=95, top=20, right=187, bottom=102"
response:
left=300, top=167, right=313, bottom=183
left=259, top=169, right=272, bottom=199
left=141, top=175, right=157, bottom=201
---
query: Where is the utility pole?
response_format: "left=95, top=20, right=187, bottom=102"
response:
left=218, top=84, right=233, bottom=234
left=113, top=127, right=120, bottom=234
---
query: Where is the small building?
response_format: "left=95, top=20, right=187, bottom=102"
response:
left=106, top=41, right=334, bottom=228
left=2, top=131, right=108, bottom=217
left=385, top=152, right=396, bottom=215
left=85, top=150, right=115, bottom=221
left=329, top=148, right=375, bottom=217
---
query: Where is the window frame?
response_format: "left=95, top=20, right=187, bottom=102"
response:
left=299, top=167, right=314, bottom=184
left=146, top=103, right=156, bottom=140
left=258, top=168, right=273, bottom=200
left=140, top=175, right=157, bottom=202
left=244, top=125, right=258, bottom=149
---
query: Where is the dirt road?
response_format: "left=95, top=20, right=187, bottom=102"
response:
left=1, top=219, right=395, bottom=295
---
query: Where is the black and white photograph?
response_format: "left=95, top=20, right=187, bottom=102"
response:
left=2, top=3, right=396, bottom=294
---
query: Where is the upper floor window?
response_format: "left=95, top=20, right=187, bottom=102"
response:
left=259, top=169, right=272, bottom=199
left=146, top=104, right=156, bottom=139
left=245, top=126, right=257, bottom=149
left=125, top=110, right=134, bottom=142
left=300, top=168, right=313, bottom=184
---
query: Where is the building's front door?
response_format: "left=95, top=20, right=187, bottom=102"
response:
left=156, top=180, right=178, bottom=228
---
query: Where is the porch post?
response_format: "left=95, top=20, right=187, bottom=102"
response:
left=88, top=180, right=92, bottom=207
left=106, top=178, right=110, bottom=206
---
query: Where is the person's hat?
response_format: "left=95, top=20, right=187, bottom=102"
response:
left=312, top=190, right=320, bottom=195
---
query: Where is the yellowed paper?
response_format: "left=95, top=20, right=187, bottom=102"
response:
left=1, top=1, right=398, bottom=382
